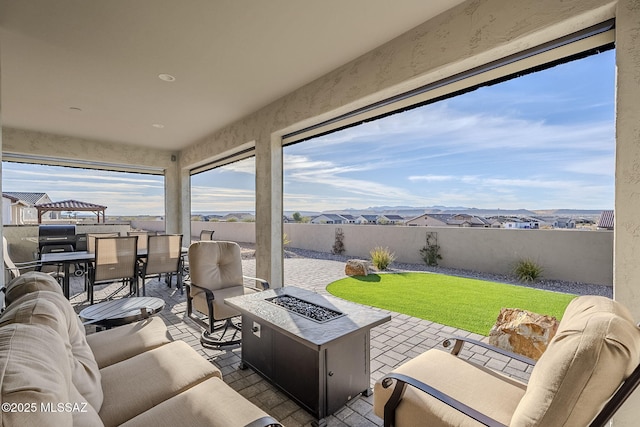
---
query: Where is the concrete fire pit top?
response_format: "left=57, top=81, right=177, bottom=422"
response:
left=225, top=286, right=391, bottom=349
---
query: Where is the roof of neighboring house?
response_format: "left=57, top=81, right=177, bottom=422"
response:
left=597, top=210, right=614, bottom=229
left=3, top=192, right=48, bottom=205
left=381, top=214, right=405, bottom=220
left=358, top=214, right=379, bottom=221
left=427, top=213, right=456, bottom=222
left=318, top=214, right=347, bottom=221
left=35, top=199, right=107, bottom=210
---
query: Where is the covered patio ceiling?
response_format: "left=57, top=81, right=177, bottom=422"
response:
left=0, top=0, right=464, bottom=152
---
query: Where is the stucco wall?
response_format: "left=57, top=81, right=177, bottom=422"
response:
left=131, top=220, right=612, bottom=285
left=285, top=224, right=613, bottom=286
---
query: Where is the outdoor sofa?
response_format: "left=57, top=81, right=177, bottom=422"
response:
left=0, top=271, right=281, bottom=427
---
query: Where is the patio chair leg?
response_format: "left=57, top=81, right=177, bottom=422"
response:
left=201, top=318, right=242, bottom=348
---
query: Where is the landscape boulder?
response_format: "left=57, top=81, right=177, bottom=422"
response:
left=345, top=259, right=370, bottom=276
left=488, top=307, right=559, bottom=360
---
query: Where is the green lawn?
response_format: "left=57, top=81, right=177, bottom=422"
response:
left=327, top=272, right=576, bottom=335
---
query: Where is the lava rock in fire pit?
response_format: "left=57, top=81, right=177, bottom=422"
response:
left=267, top=295, right=343, bottom=323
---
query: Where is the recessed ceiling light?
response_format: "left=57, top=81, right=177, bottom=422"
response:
left=158, top=73, right=176, bottom=82
left=152, top=123, right=165, bottom=129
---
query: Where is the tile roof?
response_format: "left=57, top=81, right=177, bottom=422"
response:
left=3, top=191, right=48, bottom=205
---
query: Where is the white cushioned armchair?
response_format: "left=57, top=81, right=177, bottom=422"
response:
left=374, top=295, right=640, bottom=427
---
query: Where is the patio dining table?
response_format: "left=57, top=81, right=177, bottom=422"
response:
left=41, top=247, right=188, bottom=299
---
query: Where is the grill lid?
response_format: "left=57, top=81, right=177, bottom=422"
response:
left=38, top=224, right=76, bottom=253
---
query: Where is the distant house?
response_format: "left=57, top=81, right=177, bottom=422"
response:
left=339, top=214, right=357, bottom=224
left=405, top=213, right=491, bottom=227
left=377, top=214, right=405, bottom=225
left=597, top=210, right=614, bottom=230
left=502, top=218, right=540, bottom=229
left=310, top=214, right=347, bottom=224
left=2, top=192, right=54, bottom=224
left=448, top=214, right=491, bottom=228
left=355, top=214, right=379, bottom=224
left=406, top=213, right=429, bottom=226
left=553, top=217, right=576, bottom=229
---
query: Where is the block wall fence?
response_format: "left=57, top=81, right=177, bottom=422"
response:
left=3, top=221, right=611, bottom=286
left=138, top=221, right=613, bottom=286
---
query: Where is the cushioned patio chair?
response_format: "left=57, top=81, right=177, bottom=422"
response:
left=186, top=241, right=268, bottom=348
left=373, top=295, right=640, bottom=427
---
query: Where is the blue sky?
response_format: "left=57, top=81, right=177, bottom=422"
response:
left=283, top=49, right=615, bottom=212
left=3, top=49, right=615, bottom=216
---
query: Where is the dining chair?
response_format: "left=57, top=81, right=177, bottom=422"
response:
left=137, top=234, right=183, bottom=296
left=199, top=230, right=215, bottom=241
left=87, top=236, right=138, bottom=305
left=87, top=232, right=121, bottom=253
left=127, top=230, right=149, bottom=251
left=186, top=240, right=269, bottom=348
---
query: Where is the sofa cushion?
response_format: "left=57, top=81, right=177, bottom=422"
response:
left=4, top=271, right=63, bottom=305
left=85, top=316, right=172, bottom=368
left=120, top=376, right=273, bottom=427
left=0, top=323, right=73, bottom=427
left=0, top=291, right=103, bottom=411
left=511, top=296, right=640, bottom=426
left=373, top=348, right=526, bottom=426
left=98, top=340, right=222, bottom=427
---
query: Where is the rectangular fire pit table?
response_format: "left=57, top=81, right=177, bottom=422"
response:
left=225, top=286, right=391, bottom=426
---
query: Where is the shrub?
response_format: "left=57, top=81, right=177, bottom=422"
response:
left=420, top=244, right=442, bottom=266
left=370, top=246, right=396, bottom=270
left=420, top=232, right=442, bottom=266
left=514, top=259, right=543, bottom=282
left=332, top=228, right=345, bottom=255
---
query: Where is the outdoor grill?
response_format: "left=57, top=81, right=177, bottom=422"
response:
left=38, top=224, right=77, bottom=255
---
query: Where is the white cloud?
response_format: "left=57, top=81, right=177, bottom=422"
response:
left=408, top=175, right=455, bottom=182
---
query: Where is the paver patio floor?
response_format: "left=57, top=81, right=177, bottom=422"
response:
left=71, top=256, right=534, bottom=427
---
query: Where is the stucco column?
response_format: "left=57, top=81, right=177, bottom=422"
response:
left=255, top=134, right=283, bottom=288
left=164, top=155, right=182, bottom=234
left=179, top=166, right=191, bottom=242
left=613, top=0, right=640, bottom=425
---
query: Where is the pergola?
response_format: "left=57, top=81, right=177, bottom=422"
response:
left=34, top=200, right=107, bottom=224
